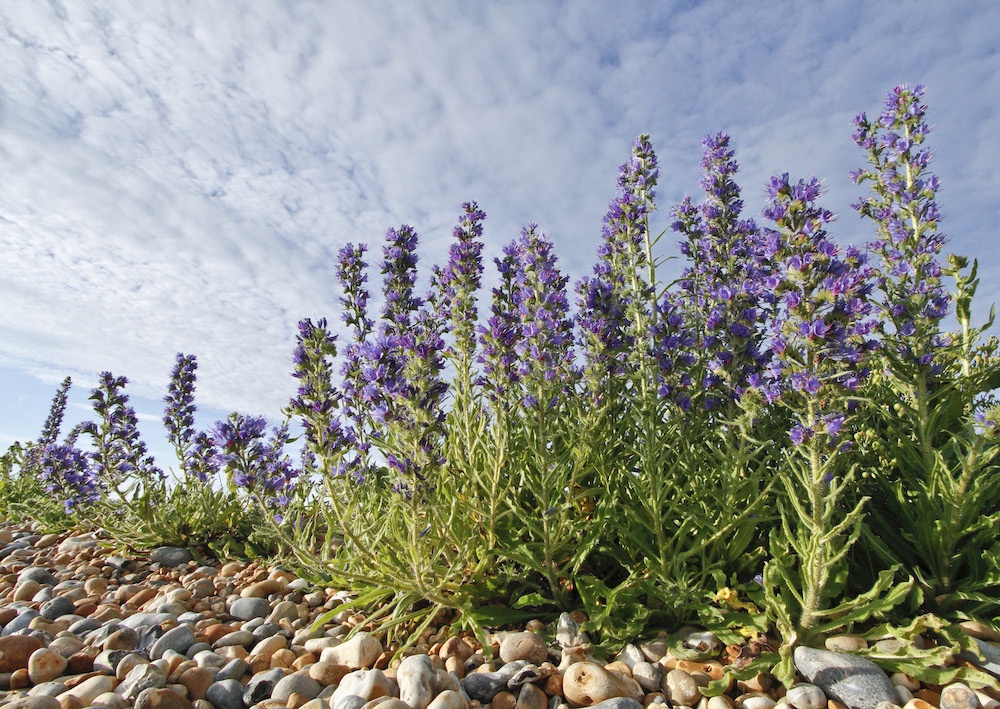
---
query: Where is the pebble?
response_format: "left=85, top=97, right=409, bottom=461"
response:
left=0, top=522, right=990, bottom=709
left=793, top=646, right=898, bottom=709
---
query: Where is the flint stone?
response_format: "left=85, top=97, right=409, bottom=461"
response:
left=0, top=635, right=44, bottom=671
left=148, top=547, right=194, bottom=567
left=229, top=597, right=271, bottom=622
left=40, top=596, right=77, bottom=621
left=243, top=667, right=286, bottom=706
left=500, top=632, right=548, bottom=665
left=135, top=687, right=195, bottom=709
left=515, top=682, right=547, bottom=709
left=463, top=670, right=513, bottom=703
left=562, top=662, right=631, bottom=708
left=331, top=669, right=397, bottom=707
left=939, top=682, right=980, bottom=709
left=321, top=633, right=382, bottom=670
left=555, top=613, right=588, bottom=649
left=335, top=696, right=369, bottom=709
left=272, top=672, right=323, bottom=702
left=27, top=647, right=68, bottom=684
left=427, top=689, right=469, bottom=709
left=397, top=654, right=436, bottom=709
left=216, top=657, right=251, bottom=681
left=28, top=681, right=70, bottom=698
left=630, top=662, right=662, bottom=693
left=785, top=683, right=826, bottom=709
left=18, top=567, right=58, bottom=586
left=151, top=625, right=197, bottom=659
left=215, top=630, right=255, bottom=649
left=63, top=675, right=119, bottom=705
left=251, top=622, right=282, bottom=641
left=120, top=661, right=167, bottom=699
left=586, top=700, right=643, bottom=709
left=2, top=610, right=41, bottom=637
left=206, top=679, right=245, bottom=709
left=793, top=646, right=897, bottom=709
left=613, top=645, right=645, bottom=670
left=2, top=696, right=62, bottom=709
left=121, top=613, right=178, bottom=631
left=57, top=535, right=99, bottom=554
left=68, top=618, right=102, bottom=637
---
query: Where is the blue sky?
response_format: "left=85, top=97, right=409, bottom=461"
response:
left=2, top=1, right=999, bottom=470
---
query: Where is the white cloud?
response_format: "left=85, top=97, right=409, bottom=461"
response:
left=1, top=0, right=998, bottom=433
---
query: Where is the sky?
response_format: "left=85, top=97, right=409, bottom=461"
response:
left=2, top=1, right=999, bottom=471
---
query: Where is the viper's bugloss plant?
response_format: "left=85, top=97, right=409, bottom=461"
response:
left=86, top=372, right=162, bottom=498
left=38, top=443, right=98, bottom=512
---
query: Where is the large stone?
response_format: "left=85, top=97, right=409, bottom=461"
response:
left=151, top=625, right=197, bottom=660
left=939, top=682, right=980, bottom=709
left=462, top=670, right=511, bottom=703
left=62, top=675, right=119, bottom=705
left=320, top=633, right=383, bottom=670
left=793, top=646, right=897, bottom=709
left=148, top=547, right=194, bottom=567
left=272, top=672, right=323, bottom=702
left=243, top=667, right=286, bottom=706
left=562, top=662, right=631, bottom=708
left=0, top=635, right=44, bottom=671
left=2, top=609, right=41, bottom=636
left=397, top=654, right=436, bottom=709
left=39, top=596, right=77, bottom=621
left=27, top=647, right=69, bottom=684
left=18, top=567, right=58, bottom=586
left=427, top=689, right=469, bottom=709
left=331, top=669, right=398, bottom=707
left=206, top=679, right=245, bottom=709
left=514, top=682, right=547, bottom=709
left=229, top=597, right=271, bottom=622
left=119, top=661, right=168, bottom=700
left=179, top=666, right=217, bottom=701
left=663, top=669, right=701, bottom=707
left=1, top=697, right=62, bottom=709
left=134, top=687, right=196, bottom=709
left=499, top=632, right=548, bottom=665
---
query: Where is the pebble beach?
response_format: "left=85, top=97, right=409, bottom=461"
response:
left=2, top=523, right=999, bottom=709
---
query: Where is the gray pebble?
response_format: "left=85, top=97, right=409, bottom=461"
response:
left=334, top=695, right=369, bottom=709
left=148, top=546, right=194, bottom=567
left=230, top=597, right=271, bottom=621
left=215, top=630, right=255, bottom=648
left=243, top=667, right=286, bottom=706
left=18, top=567, right=57, bottom=586
left=587, top=700, right=643, bottom=709
left=150, top=624, right=196, bottom=659
left=186, top=642, right=213, bottom=658
left=272, top=672, right=322, bottom=702
left=215, top=658, right=251, bottom=682
left=39, top=596, right=77, bottom=621
left=119, top=662, right=167, bottom=700
left=206, top=679, right=245, bottom=709
left=793, top=646, right=897, bottom=709
left=2, top=609, right=40, bottom=636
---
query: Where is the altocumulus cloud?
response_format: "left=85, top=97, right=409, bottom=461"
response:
left=1, top=0, right=998, bottom=427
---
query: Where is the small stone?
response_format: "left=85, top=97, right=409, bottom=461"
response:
left=428, top=689, right=469, bottom=709
left=825, top=635, right=868, bottom=653
left=613, top=645, right=645, bottom=670
left=793, top=646, right=897, bottom=709
left=62, top=675, right=119, bottom=705
left=120, top=662, right=168, bottom=699
left=2, top=697, right=62, bottom=709
left=152, top=625, right=197, bottom=660
left=241, top=579, right=282, bottom=598
left=116, top=653, right=149, bottom=680
left=179, top=666, right=216, bottom=701
left=740, top=696, right=777, bottom=709
left=93, top=693, right=131, bottom=709
left=0, top=635, right=45, bottom=671
left=310, top=660, right=352, bottom=686
left=785, top=683, right=827, bottom=709
left=584, top=700, right=642, bottom=709
left=134, top=687, right=196, bottom=709
left=663, top=669, right=700, bottom=708
left=14, top=581, right=44, bottom=601
left=57, top=535, right=99, bottom=555
left=398, top=654, right=436, bottom=709
left=244, top=667, right=286, bottom=706
left=684, top=631, right=721, bottom=655
left=148, top=547, right=194, bottom=568
left=515, top=682, right=547, bottom=709
left=331, top=668, right=398, bottom=707
left=40, top=596, right=77, bottom=621
left=500, top=632, right=548, bottom=665
left=229, top=597, right=272, bottom=622
left=555, top=613, right=589, bottom=649
left=272, top=672, right=323, bottom=703
left=206, top=679, right=245, bottom=709
left=631, top=662, right=662, bottom=693
left=940, top=683, right=980, bottom=709
left=215, top=657, right=251, bottom=681
left=28, top=647, right=69, bottom=684
left=563, top=662, right=631, bottom=707
left=493, top=691, right=517, bottom=709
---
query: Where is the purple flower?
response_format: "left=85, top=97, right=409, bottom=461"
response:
left=38, top=443, right=99, bottom=512
left=667, top=132, right=772, bottom=410
left=432, top=202, right=486, bottom=364
left=760, top=174, right=877, bottom=446
left=210, top=413, right=299, bottom=507
left=88, top=372, right=162, bottom=486
left=578, top=134, right=659, bottom=390
left=163, top=353, right=202, bottom=476
left=852, top=84, right=949, bottom=372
